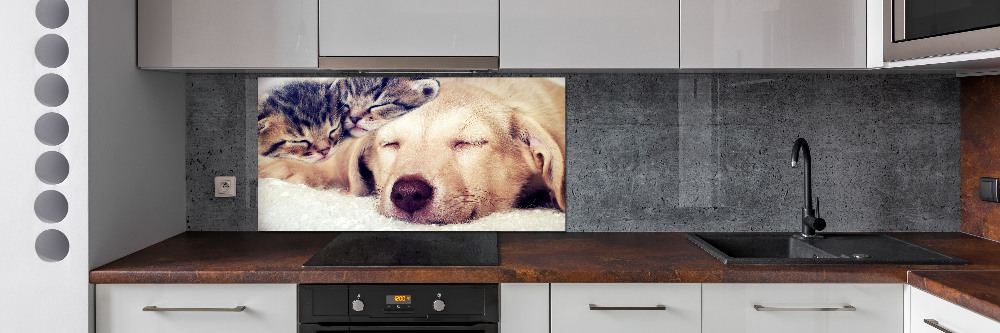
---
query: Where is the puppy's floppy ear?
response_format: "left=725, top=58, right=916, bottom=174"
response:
left=346, top=133, right=375, bottom=196
left=513, top=112, right=566, bottom=211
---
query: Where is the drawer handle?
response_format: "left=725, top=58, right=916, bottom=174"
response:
left=589, top=304, right=667, bottom=311
left=924, top=319, right=955, bottom=333
left=143, top=306, right=247, bottom=312
left=753, top=305, right=856, bottom=312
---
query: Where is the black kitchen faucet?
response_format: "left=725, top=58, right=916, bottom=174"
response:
left=791, top=138, right=826, bottom=238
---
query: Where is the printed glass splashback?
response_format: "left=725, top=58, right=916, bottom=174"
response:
left=257, top=77, right=566, bottom=231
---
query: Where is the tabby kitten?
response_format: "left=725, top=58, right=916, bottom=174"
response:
left=337, top=77, right=440, bottom=137
left=258, top=79, right=344, bottom=163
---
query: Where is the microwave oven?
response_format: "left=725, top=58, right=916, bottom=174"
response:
left=884, top=0, right=1000, bottom=62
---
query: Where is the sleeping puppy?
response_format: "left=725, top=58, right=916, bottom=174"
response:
left=259, top=78, right=565, bottom=224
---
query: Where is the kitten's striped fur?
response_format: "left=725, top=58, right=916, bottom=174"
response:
left=256, top=77, right=441, bottom=163
left=257, top=79, right=343, bottom=163
left=338, top=77, right=440, bottom=137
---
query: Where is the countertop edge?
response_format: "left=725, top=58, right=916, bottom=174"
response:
left=908, top=270, right=1000, bottom=324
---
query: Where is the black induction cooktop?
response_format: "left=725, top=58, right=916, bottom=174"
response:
left=303, top=232, right=499, bottom=267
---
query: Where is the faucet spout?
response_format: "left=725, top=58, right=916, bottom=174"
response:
left=791, top=138, right=825, bottom=237
left=791, top=138, right=812, bottom=210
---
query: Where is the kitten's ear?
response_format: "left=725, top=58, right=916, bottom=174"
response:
left=409, top=78, right=440, bottom=99
left=258, top=115, right=273, bottom=133
left=332, top=79, right=348, bottom=98
left=328, top=79, right=342, bottom=99
left=513, top=111, right=566, bottom=211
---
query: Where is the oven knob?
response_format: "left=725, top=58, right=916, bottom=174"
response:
left=351, top=299, right=364, bottom=312
left=432, top=299, right=446, bottom=312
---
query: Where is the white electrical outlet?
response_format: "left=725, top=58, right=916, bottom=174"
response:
left=215, top=176, right=236, bottom=197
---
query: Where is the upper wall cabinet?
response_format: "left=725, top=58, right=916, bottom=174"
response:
left=318, top=0, right=500, bottom=70
left=500, top=0, right=680, bottom=69
left=681, top=0, right=874, bottom=68
left=138, top=0, right=318, bottom=69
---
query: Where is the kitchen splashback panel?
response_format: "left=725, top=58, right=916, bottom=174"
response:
left=186, top=73, right=960, bottom=232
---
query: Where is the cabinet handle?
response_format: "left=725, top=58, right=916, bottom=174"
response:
left=143, top=306, right=247, bottom=312
left=924, top=319, right=955, bottom=333
left=753, top=305, right=856, bottom=312
left=589, top=304, right=667, bottom=311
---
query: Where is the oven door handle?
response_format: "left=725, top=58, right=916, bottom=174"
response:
left=343, top=324, right=498, bottom=331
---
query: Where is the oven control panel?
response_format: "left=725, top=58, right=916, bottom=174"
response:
left=384, top=294, right=414, bottom=312
left=299, top=284, right=498, bottom=323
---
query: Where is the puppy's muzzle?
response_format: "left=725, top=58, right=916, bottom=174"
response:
left=390, top=176, right=434, bottom=214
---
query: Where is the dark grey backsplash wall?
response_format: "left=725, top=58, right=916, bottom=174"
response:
left=186, top=73, right=960, bottom=232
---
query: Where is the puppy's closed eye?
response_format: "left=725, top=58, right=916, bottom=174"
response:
left=453, top=140, right=488, bottom=150
left=381, top=142, right=400, bottom=149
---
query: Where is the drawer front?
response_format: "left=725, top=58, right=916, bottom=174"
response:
left=551, top=283, right=701, bottom=333
left=96, top=284, right=296, bottom=333
left=911, top=288, right=1000, bottom=333
left=702, top=283, right=903, bottom=333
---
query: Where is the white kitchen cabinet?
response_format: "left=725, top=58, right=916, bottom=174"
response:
left=551, top=283, right=701, bottom=333
left=500, top=0, right=680, bottom=68
left=138, top=0, right=318, bottom=69
left=680, top=0, right=872, bottom=68
left=702, top=283, right=903, bottom=333
left=96, top=284, right=297, bottom=333
left=319, top=0, right=499, bottom=57
left=910, top=287, right=1000, bottom=333
left=500, top=284, right=549, bottom=333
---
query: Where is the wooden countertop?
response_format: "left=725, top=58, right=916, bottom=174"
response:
left=908, top=270, right=1000, bottom=323
left=91, top=232, right=1000, bottom=284
left=90, top=232, right=1000, bottom=322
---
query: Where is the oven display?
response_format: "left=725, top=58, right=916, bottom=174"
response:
left=386, top=295, right=412, bottom=304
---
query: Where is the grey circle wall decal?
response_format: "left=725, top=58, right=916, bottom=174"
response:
left=35, top=34, right=69, bottom=68
left=35, top=229, right=69, bottom=262
left=36, top=0, right=69, bottom=29
left=34, top=190, right=68, bottom=223
left=35, top=151, right=69, bottom=185
left=34, top=73, right=69, bottom=107
left=35, top=112, right=69, bottom=146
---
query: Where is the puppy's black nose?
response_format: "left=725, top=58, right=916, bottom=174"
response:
left=391, top=178, right=433, bottom=214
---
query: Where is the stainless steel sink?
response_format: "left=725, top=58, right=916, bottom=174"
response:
left=686, top=233, right=966, bottom=265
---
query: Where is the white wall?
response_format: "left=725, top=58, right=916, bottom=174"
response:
left=0, top=0, right=90, bottom=331
left=0, top=0, right=185, bottom=331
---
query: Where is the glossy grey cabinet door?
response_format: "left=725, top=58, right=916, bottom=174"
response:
left=319, top=0, right=499, bottom=57
left=138, top=0, right=318, bottom=69
left=501, top=0, right=680, bottom=68
left=681, top=0, right=870, bottom=68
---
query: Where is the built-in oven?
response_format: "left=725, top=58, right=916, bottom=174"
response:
left=884, top=0, right=1000, bottom=61
left=299, top=284, right=498, bottom=333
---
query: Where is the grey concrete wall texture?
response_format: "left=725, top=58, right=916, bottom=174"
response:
left=186, top=73, right=961, bottom=232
